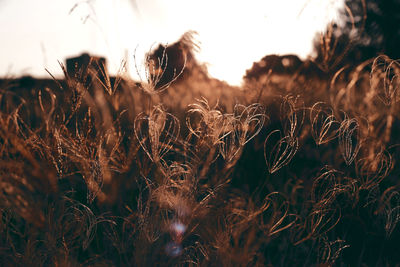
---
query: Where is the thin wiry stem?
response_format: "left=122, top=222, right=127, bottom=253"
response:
left=264, top=130, right=298, bottom=174
left=338, top=114, right=361, bottom=165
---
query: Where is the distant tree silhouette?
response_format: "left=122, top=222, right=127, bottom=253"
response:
left=244, top=54, right=302, bottom=79
left=66, top=53, right=107, bottom=87
left=244, top=54, right=326, bottom=82
left=313, top=0, right=400, bottom=72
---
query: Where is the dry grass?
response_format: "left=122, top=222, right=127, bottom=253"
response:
left=0, top=44, right=399, bottom=266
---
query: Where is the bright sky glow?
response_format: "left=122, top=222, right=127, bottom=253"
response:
left=0, top=0, right=344, bottom=85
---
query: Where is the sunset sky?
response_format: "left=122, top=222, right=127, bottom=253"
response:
left=0, top=0, right=344, bottom=85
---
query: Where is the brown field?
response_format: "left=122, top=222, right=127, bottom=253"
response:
left=0, top=32, right=400, bottom=266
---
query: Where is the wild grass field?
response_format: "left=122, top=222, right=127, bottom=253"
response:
left=1, top=2, right=400, bottom=266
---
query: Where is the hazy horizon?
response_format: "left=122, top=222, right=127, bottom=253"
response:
left=0, top=0, right=344, bottom=85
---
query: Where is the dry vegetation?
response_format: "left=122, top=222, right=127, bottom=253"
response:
left=0, top=35, right=400, bottom=266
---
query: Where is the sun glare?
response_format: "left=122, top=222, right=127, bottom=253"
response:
left=0, top=0, right=344, bottom=86
left=125, top=0, right=344, bottom=85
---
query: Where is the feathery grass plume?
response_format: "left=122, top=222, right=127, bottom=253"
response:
left=318, top=237, right=349, bottom=265
left=153, top=163, right=195, bottom=219
left=377, top=187, right=400, bottom=237
left=50, top=196, right=115, bottom=256
left=329, top=58, right=398, bottom=145
left=54, top=126, right=111, bottom=203
left=311, top=168, right=342, bottom=208
left=311, top=167, right=357, bottom=211
left=309, top=102, right=340, bottom=145
left=259, top=192, right=298, bottom=237
left=46, top=61, right=88, bottom=117
left=55, top=75, right=124, bottom=199
left=0, top=90, right=31, bottom=136
left=217, top=215, right=265, bottom=264
left=280, top=95, right=304, bottom=138
left=300, top=207, right=341, bottom=245
left=223, top=191, right=296, bottom=238
left=315, top=22, right=352, bottom=73
left=56, top=196, right=98, bottom=250
left=220, top=103, right=266, bottom=162
left=134, top=105, right=180, bottom=165
left=186, top=97, right=232, bottom=146
left=197, top=215, right=257, bottom=265
left=338, top=114, right=362, bottom=165
left=38, top=87, right=57, bottom=131
left=355, top=146, right=392, bottom=189
left=91, top=58, right=126, bottom=96
left=264, top=129, right=298, bottom=174
left=233, top=103, right=266, bottom=144
left=362, top=184, right=380, bottom=210
left=370, top=55, right=400, bottom=106
left=134, top=44, right=186, bottom=95
left=313, top=0, right=364, bottom=73
left=329, top=66, right=349, bottom=111
left=263, top=95, right=303, bottom=174
left=329, top=60, right=372, bottom=114
left=134, top=176, right=162, bottom=246
left=185, top=97, right=232, bottom=173
left=198, top=192, right=281, bottom=266
left=368, top=56, right=400, bottom=143
left=293, top=170, right=347, bottom=246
